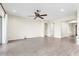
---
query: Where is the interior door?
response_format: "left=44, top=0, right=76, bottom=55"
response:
left=0, top=16, right=2, bottom=44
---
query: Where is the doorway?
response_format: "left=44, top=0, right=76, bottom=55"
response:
left=75, top=24, right=77, bottom=36
left=44, top=23, right=48, bottom=37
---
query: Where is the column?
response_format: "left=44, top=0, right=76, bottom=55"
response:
left=2, top=14, right=8, bottom=44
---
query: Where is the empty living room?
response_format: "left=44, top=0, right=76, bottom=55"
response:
left=1, top=2, right=79, bottom=56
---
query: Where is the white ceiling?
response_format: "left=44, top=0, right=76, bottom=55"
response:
left=3, top=3, right=77, bottom=21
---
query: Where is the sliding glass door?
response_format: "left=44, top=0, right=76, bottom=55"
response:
left=0, top=16, right=2, bottom=44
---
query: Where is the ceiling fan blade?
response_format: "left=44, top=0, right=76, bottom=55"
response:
left=34, top=12, right=40, bottom=16
left=40, top=14, right=47, bottom=16
left=34, top=12, right=37, bottom=14
left=34, top=16, right=37, bottom=20
left=38, top=15, right=44, bottom=19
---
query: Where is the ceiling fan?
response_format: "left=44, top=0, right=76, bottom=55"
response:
left=29, top=10, right=47, bottom=20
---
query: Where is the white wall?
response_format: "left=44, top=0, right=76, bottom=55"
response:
left=8, top=15, right=76, bottom=40
left=8, top=15, right=44, bottom=40
left=61, top=22, right=72, bottom=37
left=44, top=22, right=54, bottom=37
left=49, top=23, right=54, bottom=37
left=46, top=22, right=53, bottom=37
left=69, top=23, right=77, bottom=36
left=43, top=20, right=75, bottom=38
left=53, top=22, right=62, bottom=38
left=53, top=21, right=76, bottom=38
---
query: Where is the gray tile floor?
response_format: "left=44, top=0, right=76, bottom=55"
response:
left=0, top=36, right=79, bottom=56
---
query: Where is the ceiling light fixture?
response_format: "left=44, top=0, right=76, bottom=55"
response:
left=60, top=8, right=64, bottom=12
left=13, top=10, right=16, bottom=12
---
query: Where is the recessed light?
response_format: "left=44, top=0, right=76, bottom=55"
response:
left=13, top=10, right=16, bottom=12
left=60, top=8, right=64, bottom=12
